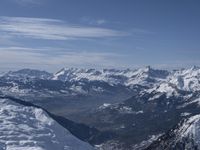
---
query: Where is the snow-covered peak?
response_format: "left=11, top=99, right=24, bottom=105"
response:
left=125, top=66, right=169, bottom=86
left=169, top=66, right=200, bottom=91
left=53, top=68, right=102, bottom=81
left=52, top=67, right=170, bottom=87
left=39, top=66, right=200, bottom=93
left=0, top=98, right=94, bottom=150
left=190, top=65, right=200, bottom=71
left=53, top=67, right=132, bottom=85
left=1, top=66, right=200, bottom=97
left=144, top=66, right=200, bottom=95
left=154, top=83, right=179, bottom=98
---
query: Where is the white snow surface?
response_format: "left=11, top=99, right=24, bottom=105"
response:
left=99, top=103, right=111, bottom=109
left=168, top=66, right=200, bottom=91
left=0, top=98, right=94, bottom=150
left=175, top=114, right=200, bottom=147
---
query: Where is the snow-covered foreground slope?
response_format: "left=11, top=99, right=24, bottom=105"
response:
left=0, top=98, right=94, bottom=150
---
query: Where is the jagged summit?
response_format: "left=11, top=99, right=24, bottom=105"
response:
left=191, top=65, right=200, bottom=70
left=52, top=66, right=171, bottom=86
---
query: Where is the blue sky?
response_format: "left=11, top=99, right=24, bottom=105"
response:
left=0, top=0, right=200, bottom=72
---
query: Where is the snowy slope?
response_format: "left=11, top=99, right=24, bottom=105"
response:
left=168, top=66, right=200, bottom=91
left=0, top=98, right=94, bottom=150
left=53, top=68, right=131, bottom=85
left=178, top=114, right=200, bottom=139
left=146, top=114, right=200, bottom=150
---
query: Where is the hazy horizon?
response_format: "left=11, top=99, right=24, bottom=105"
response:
left=0, top=65, right=199, bottom=73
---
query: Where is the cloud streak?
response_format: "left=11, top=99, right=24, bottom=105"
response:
left=0, top=47, right=123, bottom=71
left=0, top=16, right=126, bottom=40
left=81, top=17, right=107, bottom=25
left=0, top=46, right=198, bottom=72
left=11, top=0, right=43, bottom=5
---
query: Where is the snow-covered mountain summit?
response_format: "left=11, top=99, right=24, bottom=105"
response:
left=52, top=66, right=170, bottom=87
left=1, top=66, right=199, bottom=88
left=52, top=66, right=200, bottom=92
left=168, top=66, right=200, bottom=91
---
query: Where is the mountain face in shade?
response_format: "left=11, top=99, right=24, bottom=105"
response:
left=4, top=69, right=52, bottom=80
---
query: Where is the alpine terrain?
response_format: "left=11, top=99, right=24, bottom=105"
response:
left=0, top=66, right=200, bottom=149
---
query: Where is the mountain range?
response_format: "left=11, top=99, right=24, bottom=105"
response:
left=0, top=66, right=200, bottom=149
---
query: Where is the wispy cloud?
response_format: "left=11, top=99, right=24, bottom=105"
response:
left=0, top=16, right=126, bottom=41
left=0, top=34, right=19, bottom=46
left=151, top=60, right=200, bottom=70
left=11, top=0, right=43, bottom=5
left=81, top=17, right=107, bottom=25
left=0, top=47, right=124, bottom=71
left=96, top=19, right=107, bottom=25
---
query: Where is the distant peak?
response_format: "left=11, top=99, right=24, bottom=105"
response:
left=137, top=66, right=152, bottom=73
left=7, top=68, right=51, bottom=75
left=191, top=65, right=200, bottom=70
left=145, top=65, right=151, bottom=69
left=55, top=67, right=77, bottom=73
left=144, top=65, right=151, bottom=71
